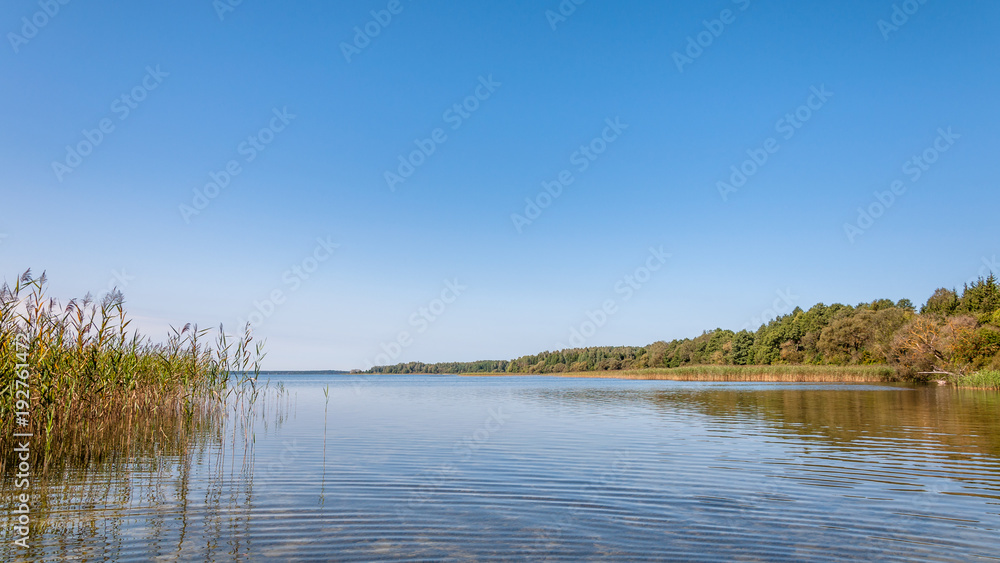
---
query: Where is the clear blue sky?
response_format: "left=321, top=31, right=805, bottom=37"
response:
left=2, top=0, right=998, bottom=369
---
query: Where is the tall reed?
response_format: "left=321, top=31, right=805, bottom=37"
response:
left=954, top=370, right=1000, bottom=390
left=0, top=269, right=264, bottom=474
left=464, top=364, right=899, bottom=382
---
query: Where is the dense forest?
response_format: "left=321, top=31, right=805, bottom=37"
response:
left=362, top=276, right=1000, bottom=380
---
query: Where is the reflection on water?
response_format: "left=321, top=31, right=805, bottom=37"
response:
left=3, top=376, right=999, bottom=561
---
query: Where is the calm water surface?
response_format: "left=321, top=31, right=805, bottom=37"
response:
left=4, top=374, right=1000, bottom=561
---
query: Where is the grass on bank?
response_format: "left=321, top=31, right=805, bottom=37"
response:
left=952, top=370, right=1000, bottom=390
left=0, top=270, right=263, bottom=473
left=464, top=364, right=1000, bottom=388
left=462, top=364, right=898, bottom=382
left=554, top=364, right=897, bottom=382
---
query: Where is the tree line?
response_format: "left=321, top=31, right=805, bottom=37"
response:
left=362, top=276, right=1000, bottom=379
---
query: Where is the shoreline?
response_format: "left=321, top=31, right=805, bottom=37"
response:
left=457, top=365, right=899, bottom=382
left=451, top=366, right=1000, bottom=388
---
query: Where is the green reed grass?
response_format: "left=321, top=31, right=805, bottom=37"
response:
left=465, top=364, right=900, bottom=382
left=953, top=370, right=1000, bottom=390
left=0, top=270, right=264, bottom=473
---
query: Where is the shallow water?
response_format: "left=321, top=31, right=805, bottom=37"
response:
left=4, top=374, right=1000, bottom=561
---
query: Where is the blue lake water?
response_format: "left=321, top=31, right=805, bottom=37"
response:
left=5, top=374, right=1000, bottom=561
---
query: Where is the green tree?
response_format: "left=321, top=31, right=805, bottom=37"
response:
left=731, top=331, right=754, bottom=365
left=921, top=288, right=958, bottom=315
left=957, top=275, right=1000, bottom=318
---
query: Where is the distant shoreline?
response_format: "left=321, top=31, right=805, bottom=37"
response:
left=450, top=366, right=1000, bottom=388
left=455, top=365, right=897, bottom=383
left=259, top=370, right=350, bottom=375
